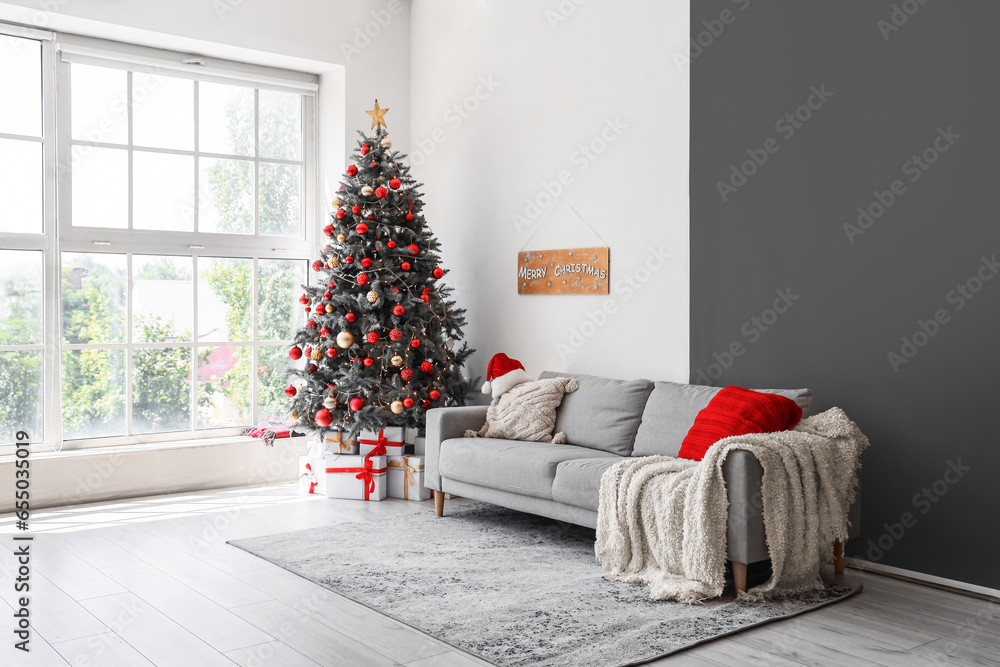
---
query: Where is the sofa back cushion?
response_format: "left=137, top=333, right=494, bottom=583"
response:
left=538, top=372, right=654, bottom=456
left=631, top=382, right=814, bottom=458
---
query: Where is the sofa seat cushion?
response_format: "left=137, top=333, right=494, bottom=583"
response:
left=551, top=457, right=621, bottom=511
left=632, top=381, right=814, bottom=458
left=538, top=371, right=654, bottom=456
left=439, top=438, right=620, bottom=500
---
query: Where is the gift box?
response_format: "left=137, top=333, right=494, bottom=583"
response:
left=405, top=427, right=420, bottom=444
left=413, top=435, right=427, bottom=456
left=324, top=455, right=387, bottom=501
left=325, top=431, right=359, bottom=455
left=298, top=456, right=327, bottom=495
left=387, top=455, right=430, bottom=501
left=360, top=427, right=405, bottom=458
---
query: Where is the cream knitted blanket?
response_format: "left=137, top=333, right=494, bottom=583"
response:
left=595, top=407, right=868, bottom=603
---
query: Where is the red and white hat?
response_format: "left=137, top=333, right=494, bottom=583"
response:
left=481, top=353, right=532, bottom=398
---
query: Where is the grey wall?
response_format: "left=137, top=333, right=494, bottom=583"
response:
left=690, top=1, right=999, bottom=589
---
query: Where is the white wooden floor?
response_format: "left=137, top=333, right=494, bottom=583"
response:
left=0, top=484, right=996, bottom=667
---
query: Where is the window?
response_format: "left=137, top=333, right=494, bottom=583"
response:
left=0, top=28, right=318, bottom=451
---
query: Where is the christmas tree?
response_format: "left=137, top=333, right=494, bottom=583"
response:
left=286, top=101, right=475, bottom=438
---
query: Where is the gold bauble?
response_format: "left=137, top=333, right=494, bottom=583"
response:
left=336, top=331, right=354, bottom=349
left=290, top=411, right=298, bottom=421
left=310, top=348, right=322, bottom=360
left=325, top=304, right=334, bottom=314
left=323, top=396, right=337, bottom=409
left=332, top=196, right=341, bottom=208
left=337, top=234, right=346, bottom=243
left=390, top=354, right=403, bottom=367
left=366, top=291, right=379, bottom=303
left=390, top=400, right=404, bottom=414
left=330, top=256, right=340, bottom=268
left=381, top=137, right=393, bottom=148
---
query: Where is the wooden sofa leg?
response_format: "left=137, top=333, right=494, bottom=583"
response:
left=834, top=539, right=846, bottom=574
left=732, top=561, right=747, bottom=594
left=434, top=490, right=445, bottom=517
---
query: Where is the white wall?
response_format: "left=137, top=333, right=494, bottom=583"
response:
left=410, top=0, right=690, bottom=384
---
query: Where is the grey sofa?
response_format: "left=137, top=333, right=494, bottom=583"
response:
left=425, top=372, right=861, bottom=592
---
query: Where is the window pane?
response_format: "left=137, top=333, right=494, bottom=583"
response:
left=71, top=64, right=128, bottom=145
left=199, top=157, right=253, bottom=234
left=0, top=138, right=43, bottom=234
left=0, top=36, right=41, bottom=137
left=258, top=163, right=301, bottom=237
left=0, top=250, right=43, bottom=345
left=198, top=257, right=251, bottom=342
left=199, top=82, right=254, bottom=156
left=258, top=90, right=301, bottom=160
left=133, top=255, right=193, bottom=343
left=257, top=259, right=304, bottom=341
left=0, top=350, right=43, bottom=445
left=132, top=74, right=193, bottom=150
left=62, top=348, right=126, bottom=439
left=257, top=344, right=292, bottom=422
left=62, top=253, right=126, bottom=344
left=133, top=347, right=191, bottom=434
left=72, top=146, right=128, bottom=229
left=133, top=151, right=194, bottom=232
left=197, top=345, right=250, bottom=428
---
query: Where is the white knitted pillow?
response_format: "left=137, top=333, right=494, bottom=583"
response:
left=465, top=377, right=578, bottom=443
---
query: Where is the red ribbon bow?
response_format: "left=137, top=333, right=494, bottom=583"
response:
left=325, top=459, right=387, bottom=500
left=359, top=428, right=389, bottom=458
left=298, top=463, right=318, bottom=494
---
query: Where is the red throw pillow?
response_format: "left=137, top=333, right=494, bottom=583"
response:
left=678, top=386, right=803, bottom=461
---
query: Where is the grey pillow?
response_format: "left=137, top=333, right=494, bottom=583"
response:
left=631, top=382, right=814, bottom=458
left=538, top=371, right=654, bottom=456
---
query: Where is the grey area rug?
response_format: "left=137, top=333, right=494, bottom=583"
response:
left=230, top=503, right=860, bottom=667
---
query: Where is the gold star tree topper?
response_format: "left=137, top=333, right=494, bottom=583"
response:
left=366, top=100, right=389, bottom=129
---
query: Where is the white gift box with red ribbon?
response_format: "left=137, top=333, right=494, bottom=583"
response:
left=298, top=456, right=327, bottom=495
left=359, top=427, right=405, bottom=458
left=324, top=455, right=387, bottom=501
left=387, top=455, right=430, bottom=501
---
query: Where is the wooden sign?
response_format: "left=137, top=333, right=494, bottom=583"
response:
left=517, top=247, right=609, bottom=295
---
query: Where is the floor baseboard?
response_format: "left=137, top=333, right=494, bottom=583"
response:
left=846, top=557, right=1000, bottom=603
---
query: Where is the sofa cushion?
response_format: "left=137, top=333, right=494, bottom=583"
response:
left=439, top=438, right=619, bottom=500
left=551, top=457, right=621, bottom=511
left=538, top=372, right=654, bottom=456
left=632, top=382, right=814, bottom=457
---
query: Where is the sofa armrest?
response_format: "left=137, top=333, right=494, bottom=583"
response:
left=425, top=406, right=488, bottom=491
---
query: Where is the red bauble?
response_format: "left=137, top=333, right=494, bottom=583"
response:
left=420, top=293, right=430, bottom=303
left=304, top=346, right=312, bottom=357
left=387, top=240, right=396, bottom=249
left=304, top=306, right=311, bottom=313
left=389, top=328, right=402, bottom=341
left=405, top=213, right=414, bottom=222
left=306, top=321, right=317, bottom=329
left=284, top=385, right=297, bottom=397
left=392, top=305, right=405, bottom=316
left=299, top=295, right=309, bottom=305
left=400, top=262, right=410, bottom=272
left=360, top=258, right=373, bottom=268
left=375, top=186, right=388, bottom=199
left=433, top=267, right=444, bottom=279
left=367, top=214, right=375, bottom=220
left=308, top=363, right=318, bottom=373
left=352, top=205, right=361, bottom=214
left=361, top=143, right=370, bottom=155
left=363, top=357, right=374, bottom=367
left=315, top=409, right=333, bottom=427
left=420, top=361, right=433, bottom=373
left=346, top=165, right=358, bottom=176
left=400, top=368, right=414, bottom=381
left=429, top=389, right=441, bottom=400
left=323, top=224, right=334, bottom=236
left=335, top=208, right=346, bottom=220
left=407, top=244, right=419, bottom=256
left=357, top=274, right=369, bottom=286
left=329, top=280, right=335, bottom=288
left=391, top=287, right=400, bottom=293
left=289, top=347, right=303, bottom=360
left=421, top=399, right=431, bottom=408
left=410, top=339, right=421, bottom=349
left=319, top=327, right=330, bottom=338
left=371, top=160, right=377, bottom=168
left=403, top=397, right=415, bottom=408
left=366, top=331, right=379, bottom=344
left=345, top=312, right=357, bottom=323
left=345, top=256, right=354, bottom=264
left=326, top=347, right=338, bottom=358
left=356, top=223, right=369, bottom=234
left=389, top=178, right=401, bottom=189
left=312, top=260, right=323, bottom=271
left=324, top=291, right=332, bottom=300
left=350, top=397, right=364, bottom=412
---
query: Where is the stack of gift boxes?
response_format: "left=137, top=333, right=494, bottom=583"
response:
left=298, top=426, right=429, bottom=502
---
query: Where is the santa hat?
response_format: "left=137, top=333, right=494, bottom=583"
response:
left=481, top=353, right=532, bottom=398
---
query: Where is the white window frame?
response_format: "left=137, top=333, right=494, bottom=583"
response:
left=1, top=27, right=322, bottom=455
